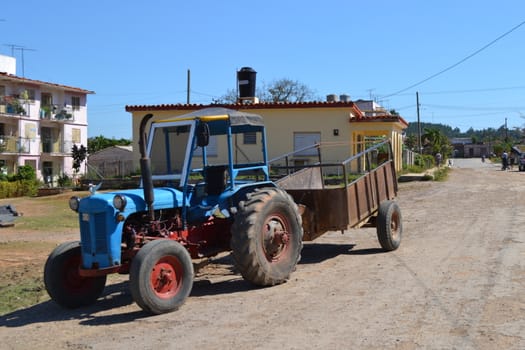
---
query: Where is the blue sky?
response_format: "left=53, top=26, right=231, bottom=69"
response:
left=2, top=1, right=525, bottom=139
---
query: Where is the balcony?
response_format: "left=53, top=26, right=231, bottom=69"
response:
left=40, top=106, right=74, bottom=122
left=0, top=136, right=31, bottom=154
left=0, top=96, right=27, bottom=116
left=41, top=138, right=74, bottom=155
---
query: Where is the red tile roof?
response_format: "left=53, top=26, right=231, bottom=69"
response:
left=126, top=100, right=364, bottom=116
left=350, top=113, right=409, bottom=127
left=0, top=72, right=94, bottom=94
left=125, top=101, right=409, bottom=126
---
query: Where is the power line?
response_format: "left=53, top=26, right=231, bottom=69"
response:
left=381, top=19, right=525, bottom=99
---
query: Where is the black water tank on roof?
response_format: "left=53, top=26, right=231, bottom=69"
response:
left=237, top=67, right=257, bottom=98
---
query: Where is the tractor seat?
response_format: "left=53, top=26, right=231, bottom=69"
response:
left=205, top=165, right=228, bottom=195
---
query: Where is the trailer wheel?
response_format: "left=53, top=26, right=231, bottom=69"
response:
left=376, top=201, right=402, bottom=251
left=130, top=239, right=194, bottom=314
left=44, top=241, right=106, bottom=308
left=231, top=187, right=303, bottom=286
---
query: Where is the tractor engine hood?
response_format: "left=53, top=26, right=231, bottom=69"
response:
left=79, top=187, right=184, bottom=214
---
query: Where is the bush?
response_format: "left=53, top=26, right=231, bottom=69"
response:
left=433, top=167, right=450, bottom=181
left=0, top=165, right=39, bottom=198
left=57, top=173, right=72, bottom=187
left=16, top=165, right=36, bottom=181
left=415, top=154, right=435, bottom=168
left=0, top=180, right=39, bottom=198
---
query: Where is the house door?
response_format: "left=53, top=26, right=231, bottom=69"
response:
left=43, top=161, right=53, bottom=185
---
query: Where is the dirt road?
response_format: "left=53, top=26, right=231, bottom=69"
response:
left=1, top=159, right=524, bottom=349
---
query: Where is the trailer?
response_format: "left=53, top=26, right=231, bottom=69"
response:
left=272, top=141, right=401, bottom=250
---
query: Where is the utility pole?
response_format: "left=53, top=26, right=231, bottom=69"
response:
left=416, top=92, right=422, bottom=153
left=505, top=117, right=508, bottom=143
left=186, top=69, right=191, bottom=104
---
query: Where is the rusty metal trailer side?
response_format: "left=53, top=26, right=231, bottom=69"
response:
left=272, top=140, right=398, bottom=241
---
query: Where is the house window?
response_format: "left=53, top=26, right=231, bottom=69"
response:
left=294, top=132, right=321, bottom=156
left=0, top=85, right=5, bottom=97
left=243, top=131, right=257, bottom=145
left=41, top=93, right=53, bottom=107
left=71, top=96, right=80, bottom=110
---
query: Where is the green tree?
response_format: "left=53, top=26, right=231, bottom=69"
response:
left=72, top=144, right=87, bottom=174
left=220, top=78, right=318, bottom=103
left=87, top=136, right=131, bottom=154
left=422, top=127, right=452, bottom=157
left=404, top=134, right=418, bottom=151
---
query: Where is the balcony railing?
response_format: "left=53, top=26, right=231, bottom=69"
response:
left=0, top=136, right=31, bottom=153
left=0, top=96, right=27, bottom=116
left=41, top=138, right=74, bottom=154
left=40, top=106, right=74, bottom=121
left=0, top=136, right=74, bottom=155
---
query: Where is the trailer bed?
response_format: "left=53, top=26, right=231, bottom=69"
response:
left=272, top=140, right=398, bottom=241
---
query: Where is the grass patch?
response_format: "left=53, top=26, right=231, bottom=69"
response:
left=0, top=272, right=49, bottom=315
left=1, top=192, right=88, bottom=232
left=0, top=241, right=58, bottom=315
left=433, top=167, right=450, bottom=181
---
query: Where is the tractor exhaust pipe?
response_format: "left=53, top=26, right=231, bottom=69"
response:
left=139, top=114, right=155, bottom=221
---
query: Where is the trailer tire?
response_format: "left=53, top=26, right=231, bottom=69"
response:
left=130, top=239, right=194, bottom=314
left=44, top=241, right=106, bottom=309
left=377, top=200, right=402, bottom=251
left=231, top=187, right=303, bottom=286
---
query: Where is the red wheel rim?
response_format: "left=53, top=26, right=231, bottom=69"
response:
left=150, top=256, right=183, bottom=299
left=61, top=254, right=90, bottom=293
left=390, top=211, right=400, bottom=241
left=262, top=214, right=290, bottom=262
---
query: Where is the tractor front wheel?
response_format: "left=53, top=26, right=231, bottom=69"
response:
left=44, top=241, right=107, bottom=308
left=130, top=239, right=194, bottom=314
left=231, top=187, right=303, bottom=286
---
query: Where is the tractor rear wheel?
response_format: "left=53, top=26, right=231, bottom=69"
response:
left=376, top=200, right=402, bottom=251
left=231, top=187, right=303, bottom=286
left=44, top=241, right=106, bottom=308
left=130, top=239, right=194, bottom=314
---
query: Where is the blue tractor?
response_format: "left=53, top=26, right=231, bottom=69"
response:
left=44, top=107, right=304, bottom=314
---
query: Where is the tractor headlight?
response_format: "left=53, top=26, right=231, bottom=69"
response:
left=69, top=196, right=80, bottom=212
left=113, top=194, right=127, bottom=211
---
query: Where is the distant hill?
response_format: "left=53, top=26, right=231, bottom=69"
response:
left=405, top=122, right=523, bottom=143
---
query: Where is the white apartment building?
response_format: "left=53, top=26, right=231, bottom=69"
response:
left=0, top=54, right=93, bottom=185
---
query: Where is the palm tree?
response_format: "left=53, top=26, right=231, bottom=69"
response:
left=422, top=127, right=452, bottom=156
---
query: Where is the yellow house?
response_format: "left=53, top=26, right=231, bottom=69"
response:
left=125, top=101, right=408, bottom=172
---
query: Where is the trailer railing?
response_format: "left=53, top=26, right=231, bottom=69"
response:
left=269, top=139, right=395, bottom=188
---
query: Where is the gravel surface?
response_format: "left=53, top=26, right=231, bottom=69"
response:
left=1, top=158, right=524, bottom=350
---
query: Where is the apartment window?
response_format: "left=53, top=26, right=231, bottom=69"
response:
left=21, top=89, right=35, bottom=101
left=72, top=128, right=81, bottom=143
left=71, top=96, right=81, bottom=110
left=41, top=93, right=53, bottom=107
left=243, top=131, right=257, bottom=145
